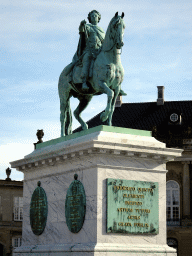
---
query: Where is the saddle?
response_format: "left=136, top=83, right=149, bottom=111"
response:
left=71, top=57, right=95, bottom=85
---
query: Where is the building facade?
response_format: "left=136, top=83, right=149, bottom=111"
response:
left=166, top=151, right=192, bottom=256
left=0, top=172, right=23, bottom=256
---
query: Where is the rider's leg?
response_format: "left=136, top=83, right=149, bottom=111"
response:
left=81, top=53, right=92, bottom=90
left=74, top=95, right=93, bottom=130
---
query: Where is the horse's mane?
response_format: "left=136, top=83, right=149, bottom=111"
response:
left=102, top=15, right=122, bottom=52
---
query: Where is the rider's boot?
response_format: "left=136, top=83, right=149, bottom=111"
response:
left=81, top=70, right=89, bottom=91
left=81, top=53, right=92, bottom=91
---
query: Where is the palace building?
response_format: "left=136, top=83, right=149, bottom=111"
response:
left=0, top=169, right=23, bottom=256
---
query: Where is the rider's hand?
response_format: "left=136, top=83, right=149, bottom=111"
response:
left=81, top=20, right=86, bottom=25
left=79, top=20, right=86, bottom=32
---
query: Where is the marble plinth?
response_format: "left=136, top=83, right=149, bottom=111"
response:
left=10, top=126, right=182, bottom=256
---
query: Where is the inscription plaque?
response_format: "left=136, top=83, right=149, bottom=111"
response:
left=107, top=178, right=159, bottom=234
left=65, top=174, right=86, bottom=233
left=30, top=181, right=48, bottom=236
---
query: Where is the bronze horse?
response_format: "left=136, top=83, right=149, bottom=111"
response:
left=58, top=12, right=125, bottom=136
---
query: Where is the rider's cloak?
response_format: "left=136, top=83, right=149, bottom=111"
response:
left=74, top=24, right=105, bottom=61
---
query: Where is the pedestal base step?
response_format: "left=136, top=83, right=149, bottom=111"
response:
left=14, top=243, right=177, bottom=256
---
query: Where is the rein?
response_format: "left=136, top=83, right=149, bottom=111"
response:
left=103, top=44, right=122, bottom=55
left=103, top=43, right=115, bottom=53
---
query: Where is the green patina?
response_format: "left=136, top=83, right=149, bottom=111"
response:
left=30, top=181, right=48, bottom=236
left=58, top=12, right=127, bottom=137
left=36, top=125, right=151, bottom=149
left=107, top=178, right=159, bottom=235
left=65, top=174, right=86, bottom=233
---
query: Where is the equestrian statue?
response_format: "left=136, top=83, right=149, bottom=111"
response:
left=58, top=10, right=126, bottom=137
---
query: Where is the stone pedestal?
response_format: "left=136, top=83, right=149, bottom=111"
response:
left=11, top=126, right=182, bottom=256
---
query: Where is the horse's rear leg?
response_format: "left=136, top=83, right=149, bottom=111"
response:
left=60, top=94, right=71, bottom=137
left=60, top=100, right=66, bottom=137
left=65, top=103, right=72, bottom=135
left=74, top=95, right=92, bottom=130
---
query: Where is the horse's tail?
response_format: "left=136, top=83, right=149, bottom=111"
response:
left=58, top=64, right=71, bottom=98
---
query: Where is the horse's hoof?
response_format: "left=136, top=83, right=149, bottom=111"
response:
left=106, top=121, right=112, bottom=126
left=100, top=112, right=108, bottom=122
left=82, top=124, right=88, bottom=130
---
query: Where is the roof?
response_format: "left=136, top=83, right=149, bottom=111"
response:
left=0, top=179, right=23, bottom=188
left=74, top=100, right=192, bottom=133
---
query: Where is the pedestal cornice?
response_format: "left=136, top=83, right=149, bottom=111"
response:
left=10, top=129, right=182, bottom=172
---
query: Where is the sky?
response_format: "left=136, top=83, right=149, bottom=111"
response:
left=1, top=0, right=192, bottom=181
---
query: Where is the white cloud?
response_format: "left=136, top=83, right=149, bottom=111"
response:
left=1, top=0, right=191, bottom=39
left=0, top=79, right=58, bottom=103
left=148, top=60, right=180, bottom=72
left=127, top=78, right=153, bottom=91
left=0, top=143, right=34, bottom=180
left=1, top=0, right=192, bottom=63
left=0, top=143, right=33, bottom=164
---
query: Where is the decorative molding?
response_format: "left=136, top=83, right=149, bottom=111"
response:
left=13, top=147, right=178, bottom=172
left=10, top=132, right=182, bottom=172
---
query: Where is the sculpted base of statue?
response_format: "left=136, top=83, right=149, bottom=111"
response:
left=58, top=11, right=126, bottom=137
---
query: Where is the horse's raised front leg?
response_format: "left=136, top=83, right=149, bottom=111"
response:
left=74, top=95, right=93, bottom=130
left=106, top=85, right=121, bottom=126
left=98, top=80, right=114, bottom=122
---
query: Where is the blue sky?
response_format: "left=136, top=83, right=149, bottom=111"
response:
left=1, top=0, right=192, bottom=180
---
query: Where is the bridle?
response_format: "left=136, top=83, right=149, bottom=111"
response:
left=103, top=15, right=124, bottom=55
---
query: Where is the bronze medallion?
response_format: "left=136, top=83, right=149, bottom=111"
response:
left=65, top=174, right=86, bottom=233
left=30, top=181, right=48, bottom=235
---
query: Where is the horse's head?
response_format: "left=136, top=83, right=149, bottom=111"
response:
left=110, top=12, right=125, bottom=49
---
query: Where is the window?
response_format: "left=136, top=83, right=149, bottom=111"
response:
left=14, top=197, right=23, bottom=221
left=166, top=181, right=180, bottom=225
left=170, top=113, right=179, bottom=122
left=12, top=237, right=22, bottom=248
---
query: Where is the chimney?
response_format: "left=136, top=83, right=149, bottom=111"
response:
left=115, top=96, right=122, bottom=107
left=157, top=86, right=165, bottom=105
